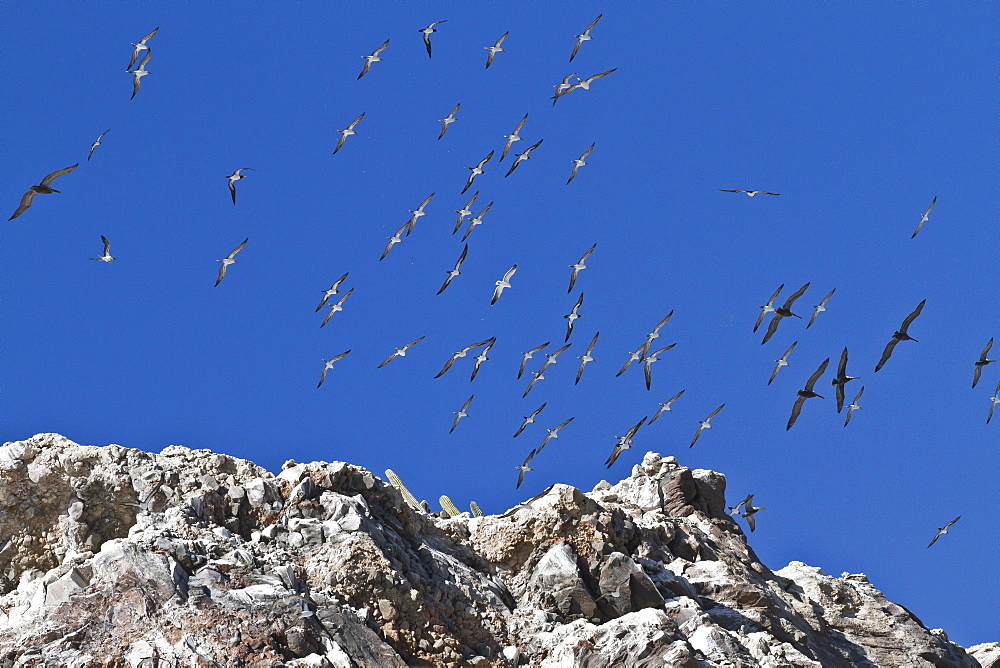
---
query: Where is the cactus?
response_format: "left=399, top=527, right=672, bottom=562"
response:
left=439, top=495, right=461, bottom=517
left=385, top=469, right=422, bottom=511
left=470, top=501, right=483, bottom=517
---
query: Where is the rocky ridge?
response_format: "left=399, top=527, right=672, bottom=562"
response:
left=0, top=434, right=990, bottom=667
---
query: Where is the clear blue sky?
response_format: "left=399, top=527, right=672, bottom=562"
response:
left=2, top=1, right=996, bottom=647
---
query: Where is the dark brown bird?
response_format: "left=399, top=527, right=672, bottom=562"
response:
left=972, top=338, right=995, bottom=388
left=875, top=300, right=926, bottom=372
left=787, top=358, right=830, bottom=430
left=762, top=282, right=810, bottom=345
left=9, top=164, right=79, bottom=220
left=831, top=348, right=860, bottom=412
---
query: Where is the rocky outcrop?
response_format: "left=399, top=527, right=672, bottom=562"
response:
left=0, top=434, right=985, bottom=667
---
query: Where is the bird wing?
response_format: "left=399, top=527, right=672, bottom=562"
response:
left=317, top=366, right=328, bottom=388
left=40, top=164, right=79, bottom=187
left=583, top=14, right=602, bottom=33
left=336, top=288, right=355, bottom=306
left=574, top=358, right=588, bottom=385
left=588, top=68, right=617, bottom=81
left=988, top=392, right=997, bottom=424
left=139, top=27, right=159, bottom=43
left=214, top=262, right=228, bottom=287
left=644, top=359, right=653, bottom=390
left=820, top=288, right=836, bottom=307
left=980, top=337, right=995, bottom=362
left=944, top=516, right=960, bottom=529
left=927, top=532, right=941, bottom=548
left=449, top=413, right=462, bottom=433
left=461, top=394, right=475, bottom=411
left=911, top=218, right=925, bottom=239
left=973, top=364, right=984, bottom=389
left=706, top=404, right=725, bottom=421
left=102, top=235, right=111, bottom=255
left=228, top=238, right=249, bottom=259
left=348, top=112, right=366, bottom=130
left=761, top=313, right=783, bottom=345
left=228, top=177, right=238, bottom=203
left=136, top=48, right=152, bottom=71
left=806, top=307, right=821, bottom=328
left=126, top=46, right=140, bottom=71
left=899, top=299, right=926, bottom=333
left=554, top=417, right=575, bottom=432
left=566, top=163, right=579, bottom=184
left=373, top=39, right=390, bottom=55
left=837, top=347, right=848, bottom=378
left=504, top=159, right=520, bottom=178
left=357, top=60, right=372, bottom=79
left=650, top=311, right=675, bottom=335
left=585, top=331, right=600, bottom=355
left=378, top=351, right=397, bottom=368
left=745, top=513, right=756, bottom=532
left=525, top=138, right=543, bottom=153
left=924, top=196, right=937, bottom=216
left=435, top=354, right=460, bottom=378
left=604, top=443, right=623, bottom=468
left=616, top=352, right=637, bottom=376
left=781, top=282, right=811, bottom=310
left=836, top=383, right=846, bottom=413
left=786, top=396, right=807, bottom=430
left=782, top=340, right=798, bottom=361
left=503, top=264, right=518, bottom=282
left=689, top=425, right=704, bottom=448
left=9, top=190, right=38, bottom=220
left=530, top=403, right=547, bottom=419
left=495, top=32, right=509, bottom=47
left=438, top=121, right=449, bottom=140
left=875, top=338, right=900, bottom=372
left=720, top=189, right=745, bottom=193
left=422, top=29, right=433, bottom=58
left=579, top=143, right=596, bottom=160
left=753, top=309, right=768, bottom=333
left=766, top=284, right=784, bottom=306
left=768, top=360, right=783, bottom=386
left=569, top=38, right=583, bottom=62
left=804, top=358, right=830, bottom=391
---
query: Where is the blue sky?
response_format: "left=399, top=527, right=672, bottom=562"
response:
left=2, top=1, right=996, bottom=647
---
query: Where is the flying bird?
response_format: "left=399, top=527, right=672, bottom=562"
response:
left=225, top=168, right=253, bottom=205
left=569, top=14, right=602, bottom=62
left=9, top=164, right=79, bottom=220
left=742, top=500, right=766, bottom=532
left=484, top=32, right=509, bottom=69
left=538, top=343, right=572, bottom=374
left=566, top=143, right=595, bottom=184
left=565, top=244, right=597, bottom=293
left=500, top=114, right=528, bottom=161
left=462, top=150, right=494, bottom=194
left=571, top=68, right=617, bottom=93
left=127, top=48, right=152, bottom=99
left=450, top=395, right=474, bottom=433
left=720, top=189, right=780, bottom=197
left=419, top=21, right=446, bottom=58
left=874, top=299, right=926, bottom=372
left=522, top=369, right=546, bottom=398
left=453, top=192, right=478, bottom=234
left=504, top=139, right=543, bottom=178
left=513, top=403, right=547, bottom=438
left=649, top=389, right=685, bottom=424
left=461, top=201, right=493, bottom=242
left=518, top=341, right=550, bottom=380
left=564, top=293, right=585, bottom=341
left=434, top=338, right=494, bottom=378
left=126, top=27, right=158, bottom=70
left=437, top=103, right=460, bottom=140
left=334, top=112, right=365, bottom=154
left=87, top=129, right=111, bottom=161
left=644, top=311, right=675, bottom=348
left=690, top=404, right=725, bottom=448
left=538, top=417, right=574, bottom=453
left=575, top=332, right=599, bottom=385
left=380, top=222, right=410, bottom=261
left=972, top=338, right=995, bottom=388
left=320, top=288, right=355, bottom=327
left=214, top=238, right=248, bottom=287
left=831, top=348, right=860, bottom=412
left=807, top=288, right=836, bottom=329
left=605, top=417, right=647, bottom=468
left=437, top=244, right=469, bottom=295
left=317, top=350, right=351, bottom=388
left=90, top=235, right=116, bottom=263
left=378, top=336, right=426, bottom=368
left=358, top=39, right=390, bottom=79
left=469, top=339, right=496, bottom=381
left=768, top=341, right=798, bottom=386
left=988, top=380, right=1000, bottom=424
left=911, top=196, right=937, bottom=239
left=316, top=273, right=350, bottom=312
left=927, top=516, right=960, bottom=548
left=491, top=264, right=517, bottom=305
left=787, top=358, right=830, bottom=430
left=727, top=493, right=754, bottom=517
left=616, top=348, right=645, bottom=377
left=405, top=192, right=435, bottom=236
left=762, top=282, right=811, bottom=345
left=515, top=448, right=536, bottom=489
left=551, top=73, right=577, bottom=106
left=754, top=284, right=784, bottom=333
left=643, top=343, right=677, bottom=391
left=844, top=386, right=865, bottom=426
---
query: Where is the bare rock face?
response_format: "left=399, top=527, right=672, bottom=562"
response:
left=0, top=435, right=986, bottom=667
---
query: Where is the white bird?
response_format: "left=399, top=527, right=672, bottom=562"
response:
left=754, top=284, right=784, bottom=333
left=90, top=235, right=116, bottom=263
left=462, top=150, right=494, bottom=194
left=434, top=338, right=494, bottom=378
left=927, top=516, right=960, bottom=547
left=515, top=448, right=536, bottom=489
left=649, top=389, right=685, bottom=425
left=437, top=244, right=469, bottom=295
left=453, top=191, right=478, bottom=234
left=911, top=196, right=937, bottom=239
left=564, top=293, right=584, bottom=342
left=437, top=103, right=460, bottom=140
left=538, top=417, right=574, bottom=453
left=988, top=380, right=1000, bottom=424
left=567, top=143, right=595, bottom=184
left=316, top=273, right=350, bottom=312
left=491, top=264, right=517, bottom=305
left=551, top=73, right=576, bottom=106
left=88, top=129, right=111, bottom=161
left=127, top=49, right=152, bottom=100
left=644, top=311, right=674, bottom=348
left=768, top=341, right=798, bottom=386
left=504, top=139, right=543, bottom=178
left=567, top=243, right=596, bottom=293
left=575, top=332, right=599, bottom=385
left=320, top=288, right=355, bottom=327
left=605, top=417, right=647, bottom=468
left=569, top=14, right=601, bottom=61
left=419, top=21, right=447, bottom=58
left=380, top=222, right=410, bottom=261
left=484, top=32, right=509, bottom=69
left=126, top=27, right=158, bottom=70
left=225, top=168, right=254, bottom=205
left=972, top=338, right=995, bottom=388
left=728, top=493, right=754, bottom=517
left=317, top=350, right=351, bottom=388
left=643, top=343, right=677, bottom=391
left=513, top=403, right=547, bottom=438
left=538, top=342, right=572, bottom=373
left=9, top=164, right=79, bottom=220
left=358, top=39, right=390, bottom=79
left=214, top=238, right=248, bottom=287
left=518, top=341, right=550, bottom=380
left=461, top=201, right=493, bottom=242
left=500, top=114, right=528, bottom=161
left=720, top=189, right=780, bottom=197
left=404, top=192, right=435, bottom=236
left=378, top=336, right=426, bottom=368
left=843, top=386, right=864, bottom=427
left=469, top=338, right=496, bottom=381
left=807, top=288, right=836, bottom=328
left=690, top=404, right=725, bottom=448
left=572, top=68, right=617, bottom=91
left=334, top=112, right=365, bottom=155
left=522, top=369, right=546, bottom=398
left=450, top=395, right=474, bottom=433
left=615, top=348, right=645, bottom=377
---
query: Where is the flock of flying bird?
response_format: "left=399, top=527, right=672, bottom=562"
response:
left=8, top=17, right=992, bottom=549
